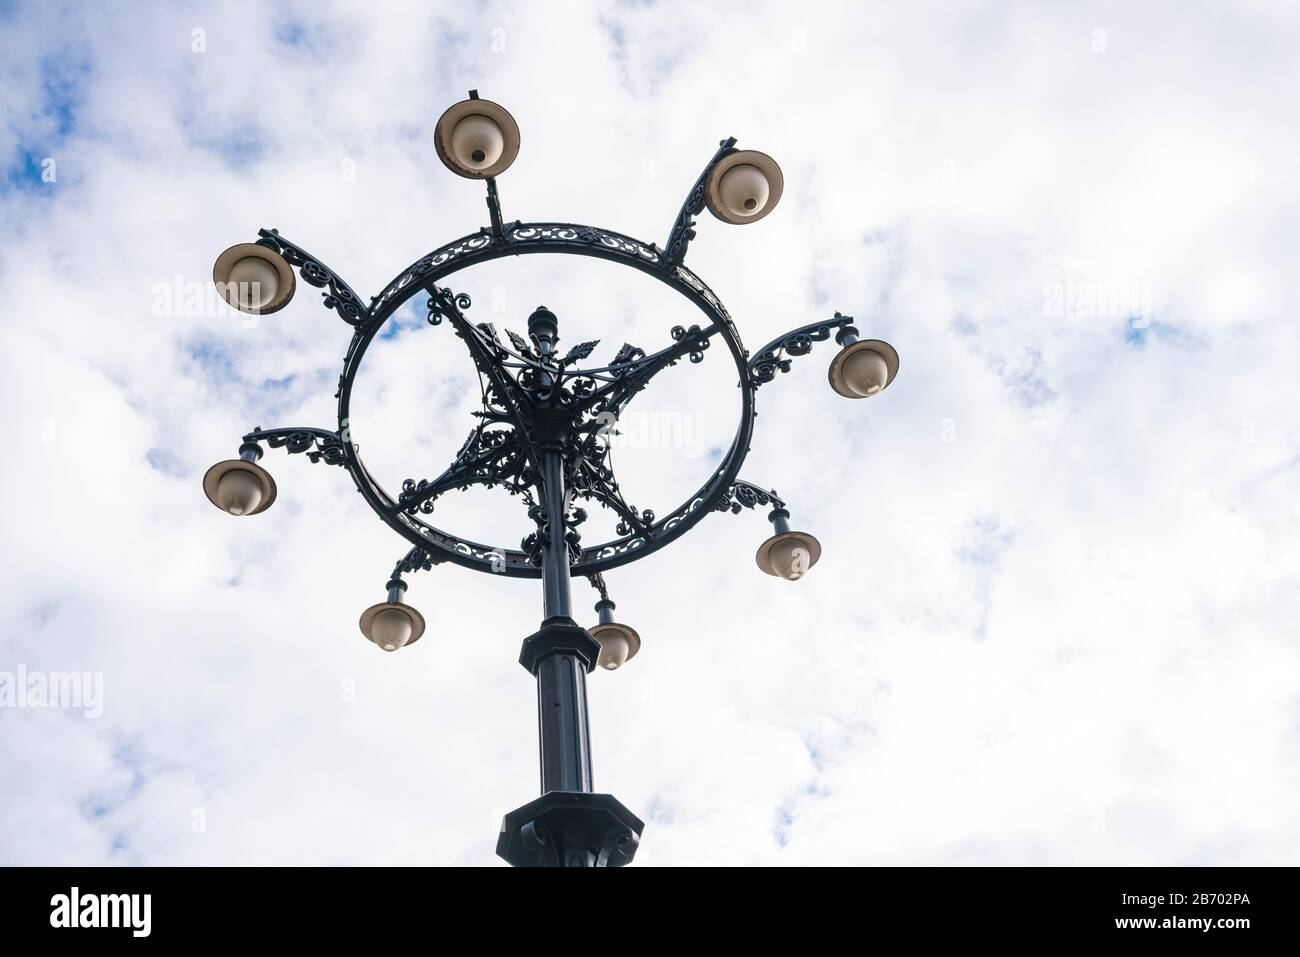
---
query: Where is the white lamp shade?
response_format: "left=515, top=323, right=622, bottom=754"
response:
left=226, top=256, right=279, bottom=310
left=203, top=458, right=277, bottom=516
left=358, top=601, right=427, bottom=650
left=756, top=530, right=823, bottom=579
left=434, top=97, right=521, bottom=178
left=371, top=608, right=414, bottom=653
left=216, top=467, right=264, bottom=516
left=717, top=164, right=770, bottom=218
left=842, top=348, right=889, bottom=396
left=591, top=622, right=641, bottom=670
left=598, top=632, right=629, bottom=669
left=705, top=149, right=784, bottom=224
left=828, top=339, right=899, bottom=400
left=768, top=537, right=813, bottom=580
left=451, top=114, right=505, bottom=171
left=213, top=243, right=296, bottom=315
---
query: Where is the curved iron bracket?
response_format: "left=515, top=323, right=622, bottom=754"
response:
left=661, top=137, right=737, bottom=268
left=485, top=177, right=506, bottom=238
left=585, top=572, right=610, bottom=602
left=255, top=229, right=368, bottom=326
left=389, top=546, right=442, bottom=590
left=747, top=312, right=857, bottom=388
left=716, top=480, right=786, bottom=515
left=242, top=426, right=349, bottom=466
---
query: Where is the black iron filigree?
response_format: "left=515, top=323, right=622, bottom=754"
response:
left=574, top=323, right=721, bottom=422
left=747, top=312, right=857, bottom=387
left=255, top=229, right=367, bottom=326
left=716, top=480, right=786, bottom=514
left=662, top=138, right=737, bottom=268
left=393, top=546, right=441, bottom=578
left=397, top=425, right=531, bottom=516
left=585, top=572, right=610, bottom=602
left=301, top=217, right=776, bottom=576
left=244, top=426, right=348, bottom=466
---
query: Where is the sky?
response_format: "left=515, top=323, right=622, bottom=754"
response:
left=2, top=0, right=1299, bottom=866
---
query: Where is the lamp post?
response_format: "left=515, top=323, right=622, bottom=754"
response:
left=205, top=90, right=899, bottom=866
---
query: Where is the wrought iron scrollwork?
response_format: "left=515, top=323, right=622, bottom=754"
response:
left=585, top=572, right=610, bottom=602
left=574, top=322, right=721, bottom=421
left=243, top=426, right=349, bottom=466
left=522, top=498, right=587, bottom=568
left=662, top=137, right=737, bottom=268
left=326, top=218, right=764, bottom=577
left=427, top=286, right=540, bottom=437
left=568, top=443, right=654, bottom=540
left=747, top=312, right=857, bottom=387
left=392, top=545, right=441, bottom=580
left=716, top=480, right=785, bottom=514
left=397, top=425, right=532, bottom=516
left=372, top=222, right=679, bottom=314
left=255, top=229, right=367, bottom=326
left=609, top=343, right=645, bottom=367
left=521, top=499, right=556, bottom=568
left=672, top=323, right=711, bottom=363
left=565, top=506, right=587, bottom=562
left=518, top=819, right=559, bottom=866
left=426, top=287, right=473, bottom=325
left=597, top=826, right=639, bottom=867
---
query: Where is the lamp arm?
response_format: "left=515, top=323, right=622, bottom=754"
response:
left=747, top=312, right=858, bottom=388
left=660, top=137, right=738, bottom=268
left=715, top=480, right=786, bottom=515
left=254, top=228, right=368, bottom=326
left=389, top=545, right=441, bottom=585
left=240, top=426, right=349, bottom=467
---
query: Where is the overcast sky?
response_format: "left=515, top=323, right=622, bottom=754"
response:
left=2, top=0, right=1299, bottom=865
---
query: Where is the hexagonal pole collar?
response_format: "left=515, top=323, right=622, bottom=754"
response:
left=518, top=615, right=602, bottom=675
left=496, top=791, right=645, bottom=867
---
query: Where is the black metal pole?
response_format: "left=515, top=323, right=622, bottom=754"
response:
left=534, top=447, right=594, bottom=795
left=497, top=306, right=643, bottom=867
left=529, top=305, right=593, bottom=796
left=539, top=450, right=573, bottom=621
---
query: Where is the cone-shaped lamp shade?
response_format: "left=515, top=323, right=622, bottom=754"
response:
left=755, top=530, right=822, bottom=580
left=829, top=339, right=899, bottom=399
left=434, top=97, right=520, bottom=179
left=705, top=150, right=783, bottom=224
left=591, top=622, right=641, bottom=670
left=358, top=602, right=427, bottom=651
left=203, top=459, right=277, bottom=516
left=213, top=243, right=296, bottom=315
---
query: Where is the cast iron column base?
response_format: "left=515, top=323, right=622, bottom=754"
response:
left=497, top=791, right=644, bottom=867
left=499, top=615, right=645, bottom=867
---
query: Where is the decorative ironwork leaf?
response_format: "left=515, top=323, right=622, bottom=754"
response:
left=506, top=328, right=534, bottom=356
left=610, top=342, right=644, bottom=366
left=563, top=339, right=600, bottom=365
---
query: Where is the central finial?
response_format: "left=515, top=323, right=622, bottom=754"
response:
left=527, top=305, right=558, bottom=342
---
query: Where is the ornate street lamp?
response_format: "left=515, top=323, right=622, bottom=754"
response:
left=204, top=90, right=898, bottom=867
